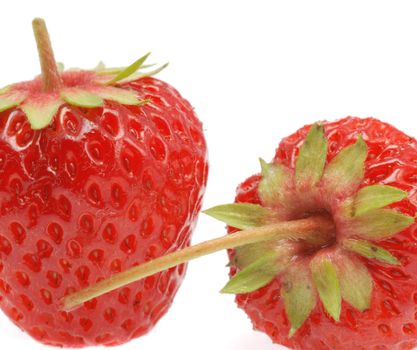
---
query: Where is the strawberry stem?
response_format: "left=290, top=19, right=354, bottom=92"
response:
left=62, top=215, right=334, bottom=310
left=32, top=18, right=62, bottom=92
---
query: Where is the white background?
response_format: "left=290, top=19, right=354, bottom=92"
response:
left=1, top=1, right=417, bottom=349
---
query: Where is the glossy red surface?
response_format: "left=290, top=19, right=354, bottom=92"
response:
left=0, top=77, right=208, bottom=346
left=230, top=117, right=417, bottom=350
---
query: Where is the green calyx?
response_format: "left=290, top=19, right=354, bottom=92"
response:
left=346, top=208, right=413, bottom=240
left=258, top=158, right=292, bottom=208
left=21, top=98, right=62, bottom=130
left=322, top=135, right=367, bottom=196
left=61, top=89, right=104, bottom=108
left=282, top=264, right=317, bottom=338
left=203, top=203, right=276, bottom=230
left=295, top=123, right=327, bottom=189
left=342, top=239, right=399, bottom=265
left=310, top=256, right=341, bottom=321
left=105, top=52, right=151, bottom=85
left=0, top=92, right=27, bottom=113
left=204, top=122, right=415, bottom=337
left=353, top=184, right=407, bottom=216
left=0, top=53, right=165, bottom=130
left=221, top=252, right=285, bottom=294
left=334, top=254, right=372, bottom=312
left=0, top=18, right=167, bottom=130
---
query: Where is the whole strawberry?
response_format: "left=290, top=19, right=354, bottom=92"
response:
left=223, top=117, right=417, bottom=350
left=0, top=19, right=208, bottom=347
left=67, top=116, right=416, bottom=350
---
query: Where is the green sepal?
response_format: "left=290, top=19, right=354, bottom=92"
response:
left=95, top=87, right=149, bottom=105
left=310, top=256, right=341, bottom=321
left=335, top=254, right=372, bottom=312
left=21, top=98, right=63, bottom=130
left=281, top=264, right=317, bottom=337
left=258, top=158, right=291, bottom=207
left=295, top=124, right=327, bottom=189
left=233, top=240, right=296, bottom=270
left=0, top=92, right=28, bottom=112
left=0, top=98, right=23, bottom=112
left=95, top=62, right=155, bottom=75
left=105, top=52, right=151, bottom=85
left=347, top=208, right=414, bottom=240
left=221, top=253, right=282, bottom=294
left=353, top=184, right=407, bottom=216
left=61, top=89, right=104, bottom=108
left=322, top=136, right=367, bottom=196
left=232, top=241, right=276, bottom=268
left=129, top=63, right=169, bottom=81
left=342, top=239, right=400, bottom=265
left=203, top=203, right=275, bottom=230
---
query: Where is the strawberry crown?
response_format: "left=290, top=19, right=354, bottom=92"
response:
left=0, top=18, right=167, bottom=130
left=205, top=124, right=414, bottom=337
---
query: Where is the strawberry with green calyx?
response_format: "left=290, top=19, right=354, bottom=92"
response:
left=0, top=18, right=208, bottom=347
left=224, top=117, right=417, bottom=350
left=65, top=117, right=417, bottom=349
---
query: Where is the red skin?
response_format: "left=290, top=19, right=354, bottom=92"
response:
left=231, top=117, right=417, bottom=350
left=0, top=77, right=208, bottom=347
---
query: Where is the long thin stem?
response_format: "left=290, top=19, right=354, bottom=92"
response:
left=62, top=215, right=334, bottom=310
left=32, top=18, right=62, bottom=92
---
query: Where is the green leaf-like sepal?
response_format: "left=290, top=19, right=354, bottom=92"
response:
left=203, top=203, right=275, bottom=230
left=346, top=208, right=414, bottom=240
left=233, top=240, right=296, bottom=270
left=322, top=136, right=367, bottom=196
left=95, top=87, right=149, bottom=105
left=258, top=158, right=292, bottom=207
left=233, top=241, right=276, bottom=268
left=95, top=62, right=156, bottom=75
left=0, top=98, right=23, bottom=113
left=129, top=63, right=169, bottom=81
left=295, top=124, right=327, bottom=189
left=61, top=89, right=104, bottom=108
left=334, top=254, right=372, bottom=312
left=22, top=98, right=63, bottom=130
left=282, top=264, right=317, bottom=337
left=353, top=184, right=407, bottom=216
left=105, top=52, right=151, bottom=85
left=221, top=253, right=283, bottom=294
left=0, top=92, right=28, bottom=112
left=310, top=256, right=341, bottom=321
left=95, top=60, right=167, bottom=83
left=342, top=239, right=399, bottom=265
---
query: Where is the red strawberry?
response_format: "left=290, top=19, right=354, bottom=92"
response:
left=0, top=18, right=208, bottom=346
left=69, top=117, right=417, bottom=350
left=226, top=117, right=417, bottom=350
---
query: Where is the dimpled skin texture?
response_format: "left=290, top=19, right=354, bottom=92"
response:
left=231, top=117, right=417, bottom=350
left=0, top=77, right=208, bottom=347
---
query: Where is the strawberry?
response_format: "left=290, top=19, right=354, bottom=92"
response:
left=225, top=117, right=417, bottom=350
left=0, top=18, right=208, bottom=346
left=69, top=117, right=417, bottom=349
